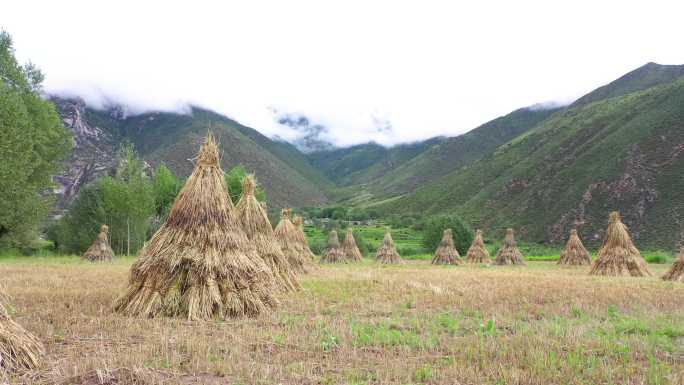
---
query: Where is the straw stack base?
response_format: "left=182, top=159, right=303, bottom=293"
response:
left=0, top=304, right=44, bottom=373
left=662, top=259, right=684, bottom=282
left=589, top=253, right=651, bottom=276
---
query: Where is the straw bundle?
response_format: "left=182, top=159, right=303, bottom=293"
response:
left=558, top=229, right=591, bottom=265
left=589, top=212, right=651, bottom=276
left=0, top=302, right=44, bottom=373
left=293, top=215, right=316, bottom=261
left=494, top=228, right=525, bottom=265
left=465, top=229, right=490, bottom=263
left=114, top=135, right=277, bottom=320
left=235, top=175, right=300, bottom=292
left=82, top=224, right=115, bottom=262
left=432, top=228, right=462, bottom=265
left=342, top=228, right=363, bottom=262
left=662, top=247, right=684, bottom=282
left=376, top=228, right=402, bottom=264
left=321, top=230, right=346, bottom=263
left=274, top=209, right=314, bottom=272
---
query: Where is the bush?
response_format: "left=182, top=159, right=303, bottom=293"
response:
left=309, top=238, right=326, bottom=256
left=422, top=215, right=474, bottom=255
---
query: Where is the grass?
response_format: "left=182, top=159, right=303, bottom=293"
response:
left=1, top=258, right=683, bottom=384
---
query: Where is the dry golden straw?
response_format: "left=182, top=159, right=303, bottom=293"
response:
left=432, top=228, right=461, bottom=265
left=465, top=229, right=490, bottom=263
left=114, top=135, right=277, bottom=320
left=82, top=224, right=115, bottom=262
left=342, top=228, right=363, bottom=262
left=235, top=175, right=300, bottom=292
left=0, top=301, right=44, bottom=373
left=558, top=229, right=591, bottom=265
left=662, top=247, right=684, bottom=282
left=589, top=212, right=651, bottom=277
left=274, top=209, right=314, bottom=273
left=376, top=228, right=402, bottom=264
left=292, top=215, right=315, bottom=261
left=321, top=230, right=346, bottom=263
left=495, top=228, right=525, bottom=265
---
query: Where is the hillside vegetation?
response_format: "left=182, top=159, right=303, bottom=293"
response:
left=381, top=76, right=684, bottom=249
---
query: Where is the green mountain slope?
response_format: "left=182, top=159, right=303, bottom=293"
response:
left=368, top=107, right=560, bottom=197
left=82, top=106, right=330, bottom=208
left=308, top=139, right=440, bottom=186
left=380, top=76, right=684, bottom=249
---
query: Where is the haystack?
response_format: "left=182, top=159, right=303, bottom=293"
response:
left=0, top=301, right=44, bottom=373
left=589, top=212, right=651, bottom=277
left=274, top=209, right=314, bottom=272
left=662, top=247, right=684, bottom=282
left=494, top=228, right=525, bottom=265
left=376, top=228, right=402, bottom=264
left=342, top=228, right=363, bottom=262
left=293, top=215, right=316, bottom=261
left=465, top=229, right=490, bottom=263
left=321, top=230, right=346, bottom=263
left=432, top=228, right=462, bottom=265
left=114, top=135, right=277, bottom=320
left=82, top=224, right=115, bottom=262
left=235, top=175, right=300, bottom=292
left=558, top=229, right=591, bottom=265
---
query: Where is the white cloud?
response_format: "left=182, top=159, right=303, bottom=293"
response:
left=3, top=0, right=684, bottom=147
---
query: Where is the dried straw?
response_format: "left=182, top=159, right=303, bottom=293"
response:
left=589, top=212, right=651, bottom=276
left=235, top=175, right=300, bottom=292
left=342, top=228, right=363, bottom=262
left=82, top=224, right=115, bottom=262
left=114, top=135, right=277, bottom=320
left=432, top=228, right=462, bottom=265
left=376, top=228, right=402, bottom=264
left=494, top=228, right=525, bottom=265
left=292, top=215, right=316, bottom=261
left=274, top=209, right=314, bottom=273
left=0, top=301, right=44, bottom=373
left=321, top=230, right=346, bottom=263
left=662, top=247, right=684, bottom=282
left=558, top=229, right=591, bottom=265
left=465, top=229, right=490, bottom=263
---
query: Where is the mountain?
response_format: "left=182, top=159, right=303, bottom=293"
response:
left=377, top=64, right=684, bottom=249
left=52, top=98, right=330, bottom=211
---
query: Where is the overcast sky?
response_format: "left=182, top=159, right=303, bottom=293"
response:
left=4, top=1, right=684, bottom=147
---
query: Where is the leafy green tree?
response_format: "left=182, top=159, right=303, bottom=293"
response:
left=422, top=215, right=474, bottom=255
left=224, top=165, right=266, bottom=204
left=152, top=163, right=180, bottom=217
left=52, top=144, right=155, bottom=255
left=0, top=30, right=71, bottom=248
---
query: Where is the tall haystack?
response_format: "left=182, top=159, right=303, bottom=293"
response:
left=114, top=135, right=277, bottom=320
left=293, top=215, right=316, bottom=261
left=432, top=228, right=462, bottom=265
left=274, top=209, right=314, bottom=272
left=558, top=229, right=591, bottom=265
left=662, top=247, right=684, bottom=282
left=236, top=175, right=300, bottom=292
left=0, top=302, right=44, bottom=373
left=465, top=229, right=490, bottom=263
left=82, top=224, right=115, bottom=262
left=342, top=228, right=363, bottom=262
left=376, top=228, right=402, bottom=264
left=495, top=228, right=525, bottom=265
left=589, top=212, right=651, bottom=277
left=321, top=230, right=346, bottom=263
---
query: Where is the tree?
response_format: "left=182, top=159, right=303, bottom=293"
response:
left=152, top=163, right=180, bottom=218
left=224, top=165, right=266, bottom=204
left=0, top=30, right=71, bottom=248
left=422, top=215, right=474, bottom=255
left=51, top=144, right=155, bottom=255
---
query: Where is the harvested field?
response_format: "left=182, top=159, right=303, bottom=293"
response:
left=2, top=257, right=683, bottom=384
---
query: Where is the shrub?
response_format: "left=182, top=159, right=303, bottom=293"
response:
left=422, top=215, right=474, bottom=255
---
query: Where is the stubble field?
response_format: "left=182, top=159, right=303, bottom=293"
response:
left=1, top=257, right=683, bottom=385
